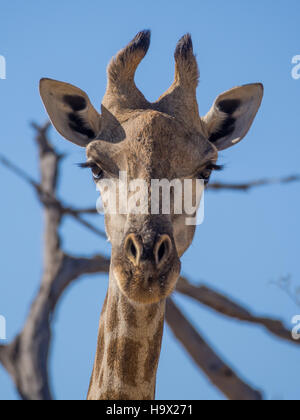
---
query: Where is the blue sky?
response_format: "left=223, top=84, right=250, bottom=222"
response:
left=0, top=0, right=300, bottom=400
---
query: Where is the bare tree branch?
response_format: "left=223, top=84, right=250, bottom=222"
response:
left=166, top=299, right=262, bottom=400
left=0, top=155, right=39, bottom=189
left=67, top=206, right=99, bottom=215
left=5, top=253, right=110, bottom=400
left=1, top=123, right=297, bottom=401
left=0, top=123, right=110, bottom=400
left=0, top=147, right=106, bottom=239
left=0, top=344, right=16, bottom=381
left=208, top=175, right=300, bottom=192
left=176, top=277, right=297, bottom=345
left=63, top=208, right=106, bottom=238
left=270, top=275, right=300, bottom=308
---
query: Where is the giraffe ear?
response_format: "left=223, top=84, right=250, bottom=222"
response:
left=202, top=83, right=263, bottom=151
left=39, top=78, right=102, bottom=147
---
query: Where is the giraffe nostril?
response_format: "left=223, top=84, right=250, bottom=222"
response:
left=154, top=235, right=172, bottom=268
left=158, top=242, right=166, bottom=263
left=125, top=234, right=142, bottom=266
left=130, top=241, right=137, bottom=259
left=125, top=233, right=173, bottom=269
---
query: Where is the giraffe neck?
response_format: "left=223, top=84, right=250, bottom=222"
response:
left=87, top=271, right=166, bottom=400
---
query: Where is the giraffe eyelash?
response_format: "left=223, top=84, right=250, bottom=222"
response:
left=78, top=162, right=224, bottom=175
left=78, top=161, right=97, bottom=169
left=206, top=163, right=224, bottom=172
left=198, top=162, right=224, bottom=184
left=78, top=161, right=104, bottom=180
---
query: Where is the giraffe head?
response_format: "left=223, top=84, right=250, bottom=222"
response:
left=40, top=31, right=263, bottom=305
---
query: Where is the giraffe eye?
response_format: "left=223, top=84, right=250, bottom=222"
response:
left=198, top=170, right=212, bottom=184
left=91, top=164, right=104, bottom=180
left=78, top=161, right=105, bottom=180
left=197, top=163, right=223, bottom=184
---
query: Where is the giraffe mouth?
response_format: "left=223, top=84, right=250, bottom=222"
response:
left=112, top=256, right=181, bottom=304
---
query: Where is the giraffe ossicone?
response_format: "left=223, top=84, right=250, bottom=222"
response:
left=40, top=30, right=263, bottom=400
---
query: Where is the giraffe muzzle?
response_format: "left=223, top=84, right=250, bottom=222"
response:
left=112, top=232, right=181, bottom=304
left=124, top=233, right=173, bottom=270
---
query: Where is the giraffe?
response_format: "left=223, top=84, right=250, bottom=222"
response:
left=39, top=30, right=263, bottom=400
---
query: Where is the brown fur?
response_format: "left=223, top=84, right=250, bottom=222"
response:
left=87, top=280, right=165, bottom=400
left=40, top=30, right=263, bottom=401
